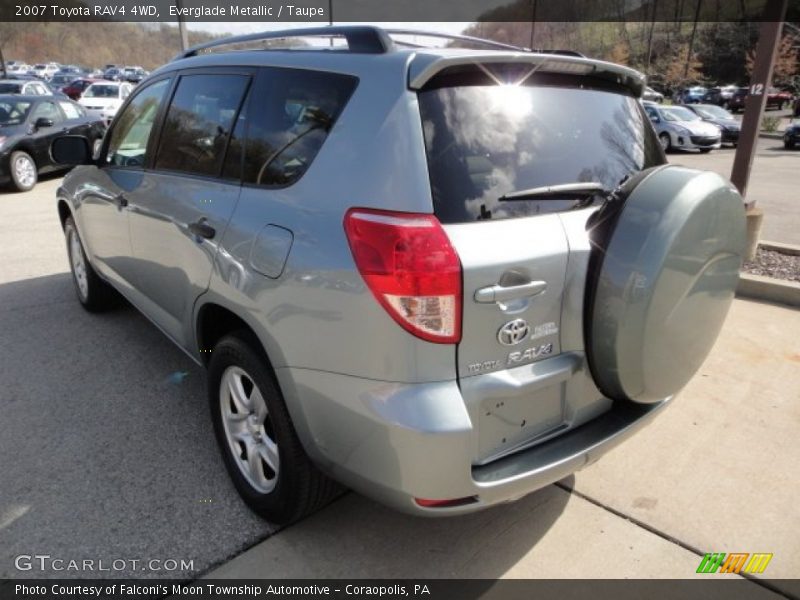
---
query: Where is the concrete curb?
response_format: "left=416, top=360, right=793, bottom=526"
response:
left=760, top=239, right=800, bottom=256
left=737, top=273, right=800, bottom=307
left=737, top=240, right=800, bottom=307
left=758, top=132, right=784, bottom=140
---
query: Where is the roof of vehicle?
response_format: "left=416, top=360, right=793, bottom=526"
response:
left=158, top=26, right=646, bottom=97
left=0, top=94, right=48, bottom=102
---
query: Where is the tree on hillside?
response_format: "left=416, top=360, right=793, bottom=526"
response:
left=696, top=22, right=758, bottom=85
left=605, top=41, right=631, bottom=65
left=746, top=35, right=799, bottom=88
left=663, top=43, right=704, bottom=89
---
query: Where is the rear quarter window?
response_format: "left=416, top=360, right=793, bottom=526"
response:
left=418, top=73, right=664, bottom=223
left=239, top=67, right=357, bottom=188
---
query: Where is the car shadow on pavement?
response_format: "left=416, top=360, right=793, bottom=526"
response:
left=0, top=273, right=570, bottom=580
left=223, top=480, right=573, bottom=579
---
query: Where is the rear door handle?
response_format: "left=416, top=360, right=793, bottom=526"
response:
left=475, top=281, right=547, bottom=303
left=188, top=217, right=216, bottom=240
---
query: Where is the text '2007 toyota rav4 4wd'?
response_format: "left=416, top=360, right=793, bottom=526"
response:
left=52, top=27, right=746, bottom=524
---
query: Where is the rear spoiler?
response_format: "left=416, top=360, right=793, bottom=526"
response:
left=407, top=51, right=646, bottom=97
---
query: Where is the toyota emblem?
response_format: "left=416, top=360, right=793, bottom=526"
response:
left=497, top=319, right=530, bottom=346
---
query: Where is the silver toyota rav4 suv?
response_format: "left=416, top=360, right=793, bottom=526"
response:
left=52, top=27, right=746, bottom=523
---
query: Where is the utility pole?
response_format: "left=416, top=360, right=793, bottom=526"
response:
left=730, top=0, right=788, bottom=259
left=529, top=0, right=537, bottom=49
left=683, top=0, right=702, bottom=80
left=175, top=0, right=189, bottom=52
left=646, top=0, right=659, bottom=74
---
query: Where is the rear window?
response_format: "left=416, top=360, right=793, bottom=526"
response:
left=418, top=74, right=664, bottom=223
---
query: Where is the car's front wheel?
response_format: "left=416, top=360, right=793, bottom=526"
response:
left=9, top=150, right=37, bottom=192
left=208, top=333, right=341, bottom=524
left=785, top=139, right=796, bottom=150
left=659, top=133, right=672, bottom=152
left=64, top=216, right=117, bottom=311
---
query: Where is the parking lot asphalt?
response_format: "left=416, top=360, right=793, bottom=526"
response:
left=0, top=177, right=275, bottom=579
left=1, top=174, right=798, bottom=590
left=667, top=136, right=799, bottom=245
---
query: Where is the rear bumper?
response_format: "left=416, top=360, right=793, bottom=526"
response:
left=277, top=364, right=671, bottom=516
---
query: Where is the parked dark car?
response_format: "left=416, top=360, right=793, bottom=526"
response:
left=702, top=85, right=738, bottom=108
left=123, top=68, right=149, bottom=84
left=683, top=104, right=741, bottom=146
left=784, top=123, right=800, bottom=149
left=49, top=73, right=77, bottom=88
left=0, top=95, right=105, bottom=191
left=61, top=78, right=103, bottom=101
left=727, top=87, right=749, bottom=112
left=103, top=67, right=124, bottom=81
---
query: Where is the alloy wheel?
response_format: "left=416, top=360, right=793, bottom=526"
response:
left=219, top=366, right=279, bottom=493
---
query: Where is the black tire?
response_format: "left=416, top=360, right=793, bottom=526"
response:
left=659, top=133, right=672, bottom=152
left=786, top=140, right=795, bottom=150
left=699, top=148, right=712, bottom=153
left=208, top=332, right=341, bottom=524
left=9, top=150, right=37, bottom=192
left=64, top=216, right=117, bottom=311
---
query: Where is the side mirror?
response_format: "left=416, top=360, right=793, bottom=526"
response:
left=51, top=135, right=93, bottom=166
left=649, top=115, right=660, bottom=124
left=34, top=117, right=53, bottom=129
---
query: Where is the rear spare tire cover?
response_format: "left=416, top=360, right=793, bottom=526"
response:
left=586, top=166, right=746, bottom=404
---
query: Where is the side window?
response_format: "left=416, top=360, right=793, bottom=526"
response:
left=242, top=68, right=357, bottom=187
left=106, top=78, right=170, bottom=168
left=154, top=74, right=250, bottom=177
left=645, top=106, right=658, bottom=120
left=30, top=101, right=63, bottom=124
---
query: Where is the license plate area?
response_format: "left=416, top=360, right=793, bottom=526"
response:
left=476, top=384, right=567, bottom=465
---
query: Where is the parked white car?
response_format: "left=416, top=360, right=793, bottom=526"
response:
left=643, top=101, right=722, bottom=153
left=642, top=86, right=664, bottom=103
left=78, top=81, right=132, bottom=124
left=31, top=63, right=60, bottom=80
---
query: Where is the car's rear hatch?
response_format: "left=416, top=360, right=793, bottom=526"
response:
left=412, top=54, right=664, bottom=464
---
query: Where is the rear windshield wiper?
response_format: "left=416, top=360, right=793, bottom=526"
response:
left=499, top=182, right=609, bottom=202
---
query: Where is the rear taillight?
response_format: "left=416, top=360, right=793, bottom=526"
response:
left=344, top=208, right=462, bottom=344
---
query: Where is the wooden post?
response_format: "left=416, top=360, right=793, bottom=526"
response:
left=730, top=0, right=788, bottom=261
left=730, top=1, right=788, bottom=201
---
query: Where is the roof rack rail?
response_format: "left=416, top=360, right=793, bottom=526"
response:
left=384, top=29, right=529, bottom=52
left=174, top=25, right=394, bottom=61
left=532, top=49, right=586, bottom=58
